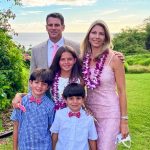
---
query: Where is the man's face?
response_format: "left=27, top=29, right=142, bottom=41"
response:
left=46, top=17, right=65, bottom=42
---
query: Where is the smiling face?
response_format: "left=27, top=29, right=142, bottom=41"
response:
left=46, top=17, right=65, bottom=42
left=59, top=51, right=76, bottom=75
left=65, top=96, right=84, bottom=112
left=29, top=80, right=49, bottom=98
left=89, top=25, right=106, bottom=49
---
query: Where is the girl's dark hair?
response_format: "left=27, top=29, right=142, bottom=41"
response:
left=63, top=83, right=85, bottom=99
left=29, top=68, right=51, bottom=86
left=49, top=45, right=82, bottom=82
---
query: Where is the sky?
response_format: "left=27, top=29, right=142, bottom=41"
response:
left=1, top=0, right=150, bottom=33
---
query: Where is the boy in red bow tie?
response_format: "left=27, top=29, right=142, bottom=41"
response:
left=11, top=68, right=55, bottom=150
left=50, top=83, right=98, bottom=150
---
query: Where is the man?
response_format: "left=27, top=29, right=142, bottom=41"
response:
left=30, top=13, right=80, bottom=73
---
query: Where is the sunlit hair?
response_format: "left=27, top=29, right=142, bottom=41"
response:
left=29, top=68, right=51, bottom=86
left=46, top=12, right=64, bottom=25
left=63, top=83, right=85, bottom=99
left=80, top=20, right=113, bottom=59
left=49, top=45, right=82, bottom=82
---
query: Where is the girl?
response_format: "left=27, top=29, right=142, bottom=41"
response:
left=49, top=45, right=82, bottom=110
left=12, top=45, right=82, bottom=111
left=81, top=20, right=129, bottom=150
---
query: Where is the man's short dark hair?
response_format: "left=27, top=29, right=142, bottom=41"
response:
left=63, top=83, right=85, bottom=99
left=46, top=12, right=64, bottom=25
left=29, top=68, right=51, bottom=86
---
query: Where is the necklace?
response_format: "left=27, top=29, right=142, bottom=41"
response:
left=82, top=50, right=108, bottom=90
left=51, top=72, right=78, bottom=110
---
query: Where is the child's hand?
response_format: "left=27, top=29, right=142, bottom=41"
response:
left=12, top=93, right=26, bottom=112
left=17, top=103, right=26, bottom=112
left=12, top=93, right=23, bottom=108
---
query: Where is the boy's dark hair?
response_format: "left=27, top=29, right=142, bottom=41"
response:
left=46, top=12, right=64, bottom=25
left=29, top=68, right=51, bottom=86
left=63, top=83, right=85, bottom=99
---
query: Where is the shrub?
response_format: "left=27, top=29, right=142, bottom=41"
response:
left=127, top=65, right=150, bottom=73
left=124, top=61, right=129, bottom=73
left=126, top=54, right=150, bottom=66
left=138, top=58, right=150, bottom=66
left=0, top=29, right=29, bottom=110
left=0, top=73, right=10, bottom=110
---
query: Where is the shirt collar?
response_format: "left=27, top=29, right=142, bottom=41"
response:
left=27, top=92, right=46, bottom=103
left=66, top=106, right=83, bottom=114
left=48, top=37, right=64, bottom=48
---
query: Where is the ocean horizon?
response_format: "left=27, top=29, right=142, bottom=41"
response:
left=12, top=32, right=116, bottom=50
left=12, top=32, right=86, bottom=50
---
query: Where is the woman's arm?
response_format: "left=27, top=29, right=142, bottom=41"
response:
left=112, top=54, right=129, bottom=138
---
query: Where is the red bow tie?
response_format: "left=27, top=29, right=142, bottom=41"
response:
left=29, top=96, right=41, bottom=104
left=68, top=111, right=80, bottom=118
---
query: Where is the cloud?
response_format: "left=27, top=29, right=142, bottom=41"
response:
left=100, top=9, right=120, bottom=15
left=19, top=11, right=44, bottom=16
left=11, top=22, right=46, bottom=33
left=62, top=7, right=73, bottom=10
left=71, top=19, right=88, bottom=24
left=120, top=14, right=136, bottom=19
left=21, top=0, right=97, bottom=7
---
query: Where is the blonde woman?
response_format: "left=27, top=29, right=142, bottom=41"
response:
left=81, top=20, right=129, bottom=150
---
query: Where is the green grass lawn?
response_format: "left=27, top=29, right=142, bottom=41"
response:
left=118, top=73, right=150, bottom=150
left=0, top=73, right=150, bottom=150
left=0, top=137, right=12, bottom=149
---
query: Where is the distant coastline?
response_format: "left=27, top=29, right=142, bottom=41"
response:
left=12, top=32, right=116, bottom=50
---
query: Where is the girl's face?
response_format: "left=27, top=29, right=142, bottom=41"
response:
left=59, top=51, right=76, bottom=73
left=89, top=25, right=105, bottom=49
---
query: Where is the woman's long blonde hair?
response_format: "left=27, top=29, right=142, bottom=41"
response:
left=80, top=20, right=113, bottom=59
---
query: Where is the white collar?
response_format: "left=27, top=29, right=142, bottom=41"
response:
left=66, top=106, right=83, bottom=113
left=48, top=37, right=64, bottom=47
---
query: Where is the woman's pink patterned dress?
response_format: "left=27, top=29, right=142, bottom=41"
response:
left=86, top=59, right=121, bottom=150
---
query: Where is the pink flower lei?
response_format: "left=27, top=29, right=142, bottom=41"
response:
left=82, top=50, right=109, bottom=90
left=51, top=72, right=78, bottom=110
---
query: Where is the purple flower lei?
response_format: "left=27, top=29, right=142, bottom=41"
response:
left=82, top=50, right=108, bottom=90
left=51, top=72, right=78, bottom=110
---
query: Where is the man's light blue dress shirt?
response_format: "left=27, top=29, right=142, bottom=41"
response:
left=48, top=37, right=64, bottom=67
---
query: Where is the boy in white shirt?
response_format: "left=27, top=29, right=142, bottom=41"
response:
left=50, top=83, right=98, bottom=150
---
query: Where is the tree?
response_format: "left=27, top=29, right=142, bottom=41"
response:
left=113, top=28, right=146, bottom=55
left=0, top=0, right=29, bottom=110
left=144, top=17, right=150, bottom=50
left=0, top=0, right=21, bottom=33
